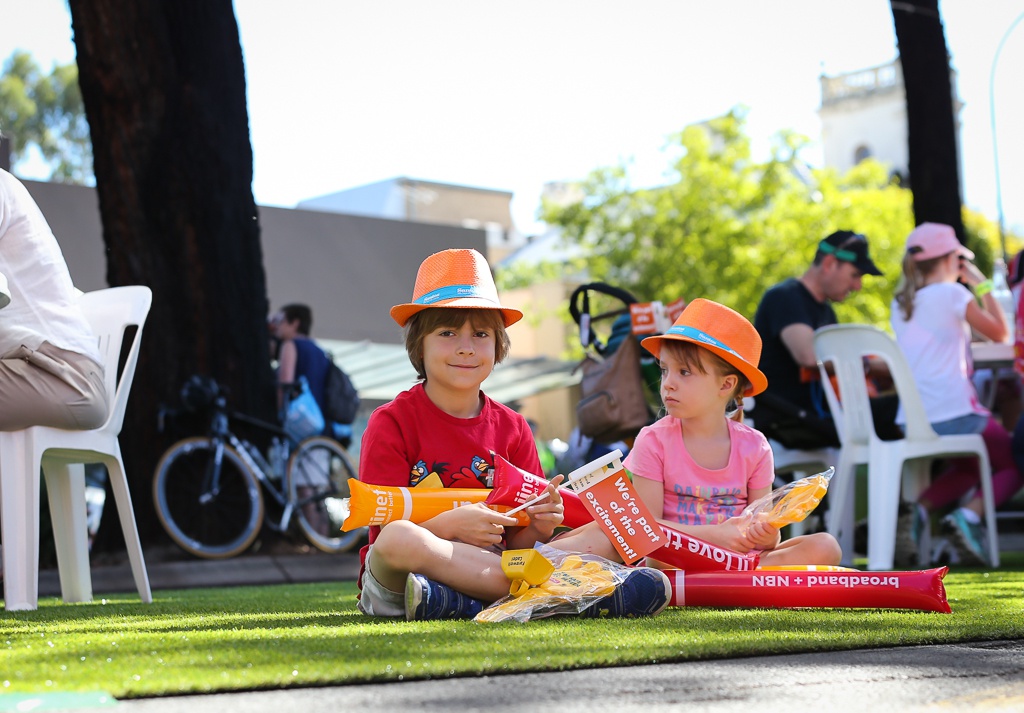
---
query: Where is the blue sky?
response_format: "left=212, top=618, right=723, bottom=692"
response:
left=3, top=0, right=1024, bottom=236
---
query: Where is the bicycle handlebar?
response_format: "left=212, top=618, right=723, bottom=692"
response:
left=159, top=376, right=290, bottom=440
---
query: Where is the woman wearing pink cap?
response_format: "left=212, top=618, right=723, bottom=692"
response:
left=891, top=222, right=1021, bottom=567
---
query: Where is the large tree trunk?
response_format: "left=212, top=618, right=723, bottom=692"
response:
left=891, top=0, right=965, bottom=238
left=68, top=0, right=277, bottom=545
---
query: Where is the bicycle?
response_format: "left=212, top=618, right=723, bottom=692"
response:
left=153, top=376, right=363, bottom=559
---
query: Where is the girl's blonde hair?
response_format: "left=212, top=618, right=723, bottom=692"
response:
left=894, top=251, right=949, bottom=321
left=661, top=340, right=751, bottom=413
left=403, top=307, right=511, bottom=381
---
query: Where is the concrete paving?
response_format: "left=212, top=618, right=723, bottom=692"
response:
left=38, top=544, right=361, bottom=597
left=114, top=639, right=1024, bottom=712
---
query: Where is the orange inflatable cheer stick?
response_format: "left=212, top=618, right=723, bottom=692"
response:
left=341, top=479, right=530, bottom=531
left=742, top=466, right=834, bottom=533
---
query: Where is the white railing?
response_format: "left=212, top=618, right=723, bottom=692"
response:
left=821, top=61, right=902, bottom=105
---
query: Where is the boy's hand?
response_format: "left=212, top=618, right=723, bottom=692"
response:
left=507, top=475, right=565, bottom=549
left=438, top=503, right=518, bottom=549
left=525, top=474, right=565, bottom=528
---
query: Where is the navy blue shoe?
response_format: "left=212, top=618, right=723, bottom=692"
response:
left=580, top=566, right=671, bottom=618
left=405, top=573, right=485, bottom=621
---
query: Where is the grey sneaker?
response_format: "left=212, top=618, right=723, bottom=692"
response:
left=894, top=502, right=925, bottom=568
left=940, top=510, right=990, bottom=567
left=405, top=573, right=485, bottom=621
left=930, top=537, right=959, bottom=566
left=580, top=567, right=671, bottom=618
left=853, top=517, right=868, bottom=556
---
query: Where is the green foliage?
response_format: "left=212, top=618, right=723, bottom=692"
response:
left=1, top=570, right=1022, bottom=697
left=496, top=255, right=583, bottom=291
left=538, top=110, right=1012, bottom=330
left=0, top=50, right=93, bottom=183
left=963, top=207, right=1024, bottom=272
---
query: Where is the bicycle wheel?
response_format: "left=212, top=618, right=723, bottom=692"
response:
left=287, top=435, right=362, bottom=553
left=153, top=437, right=264, bottom=559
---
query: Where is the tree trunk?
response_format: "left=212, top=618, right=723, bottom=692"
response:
left=68, top=0, right=277, bottom=545
left=891, top=0, right=965, bottom=238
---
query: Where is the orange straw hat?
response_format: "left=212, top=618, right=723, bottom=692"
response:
left=390, top=248, right=523, bottom=327
left=640, top=298, right=767, bottom=396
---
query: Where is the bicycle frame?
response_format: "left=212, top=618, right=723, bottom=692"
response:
left=156, top=377, right=362, bottom=559
left=200, top=396, right=297, bottom=533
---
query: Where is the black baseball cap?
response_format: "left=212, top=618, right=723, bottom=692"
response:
left=817, top=230, right=883, bottom=276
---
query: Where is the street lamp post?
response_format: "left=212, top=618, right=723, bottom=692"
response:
left=990, top=11, right=1024, bottom=262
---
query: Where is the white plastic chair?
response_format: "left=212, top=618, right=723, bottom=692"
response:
left=814, top=323, right=1000, bottom=570
left=1, top=285, right=153, bottom=610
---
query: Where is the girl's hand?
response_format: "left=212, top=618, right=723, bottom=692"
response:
left=712, top=519, right=757, bottom=553
left=958, top=259, right=987, bottom=287
left=434, top=503, right=517, bottom=549
left=743, top=520, right=781, bottom=550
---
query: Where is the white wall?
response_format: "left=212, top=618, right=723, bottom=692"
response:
left=820, top=89, right=908, bottom=176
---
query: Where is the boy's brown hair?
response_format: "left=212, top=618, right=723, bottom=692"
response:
left=404, top=307, right=511, bottom=381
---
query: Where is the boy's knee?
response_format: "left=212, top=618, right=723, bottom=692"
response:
left=372, top=520, right=427, bottom=567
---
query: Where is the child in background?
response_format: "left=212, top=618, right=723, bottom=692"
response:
left=358, top=248, right=670, bottom=620
left=624, top=299, right=842, bottom=567
left=891, top=223, right=1020, bottom=566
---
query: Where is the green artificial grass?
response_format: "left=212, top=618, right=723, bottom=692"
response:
left=2, top=566, right=1023, bottom=700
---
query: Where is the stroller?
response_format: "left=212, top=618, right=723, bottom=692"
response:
left=560, top=283, right=668, bottom=472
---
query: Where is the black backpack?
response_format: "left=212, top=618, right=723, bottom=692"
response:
left=323, top=359, right=360, bottom=425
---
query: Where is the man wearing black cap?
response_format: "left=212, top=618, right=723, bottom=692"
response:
left=752, top=230, right=890, bottom=450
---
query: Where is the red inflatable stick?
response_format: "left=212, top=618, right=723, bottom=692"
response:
left=485, top=455, right=593, bottom=529
left=650, top=524, right=760, bottom=571
left=666, top=567, right=951, bottom=613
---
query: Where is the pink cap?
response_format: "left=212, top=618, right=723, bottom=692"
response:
left=906, top=222, right=974, bottom=262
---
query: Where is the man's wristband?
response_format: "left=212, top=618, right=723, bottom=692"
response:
left=975, top=279, right=994, bottom=297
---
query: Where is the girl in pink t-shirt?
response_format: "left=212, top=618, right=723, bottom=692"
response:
left=625, top=299, right=841, bottom=567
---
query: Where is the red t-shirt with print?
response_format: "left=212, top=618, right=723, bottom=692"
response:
left=358, top=382, right=542, bottom=545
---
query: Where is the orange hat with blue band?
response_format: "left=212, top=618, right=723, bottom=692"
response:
left=640, top=298, right=767, bottom=397
left=390, top=248, right=523, bottom=328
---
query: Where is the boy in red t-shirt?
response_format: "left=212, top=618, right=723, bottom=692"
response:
left=358, top=248, right=670, bottom=620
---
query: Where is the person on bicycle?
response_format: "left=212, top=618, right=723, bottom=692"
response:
left=270, top=304, right=326, bottom=411
left=357, top=248, right=670, bottom=621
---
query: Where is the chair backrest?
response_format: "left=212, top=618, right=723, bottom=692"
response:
left=78, top=286, right=153, bottom=435
left=814, top=323, right=938, bottom=447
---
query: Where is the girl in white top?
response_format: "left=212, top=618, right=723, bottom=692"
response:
left=891, top=222, right=1020, bottom=566
left=0, top=168, right=108, bottom=431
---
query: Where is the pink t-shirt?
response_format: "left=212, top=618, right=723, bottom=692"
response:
left=623, top=416, right=774, bottom=525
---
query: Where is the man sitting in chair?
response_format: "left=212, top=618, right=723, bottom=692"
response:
left=752, top=230, right=898, bottom=450
left=0, top=168, right=108, bottom=433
